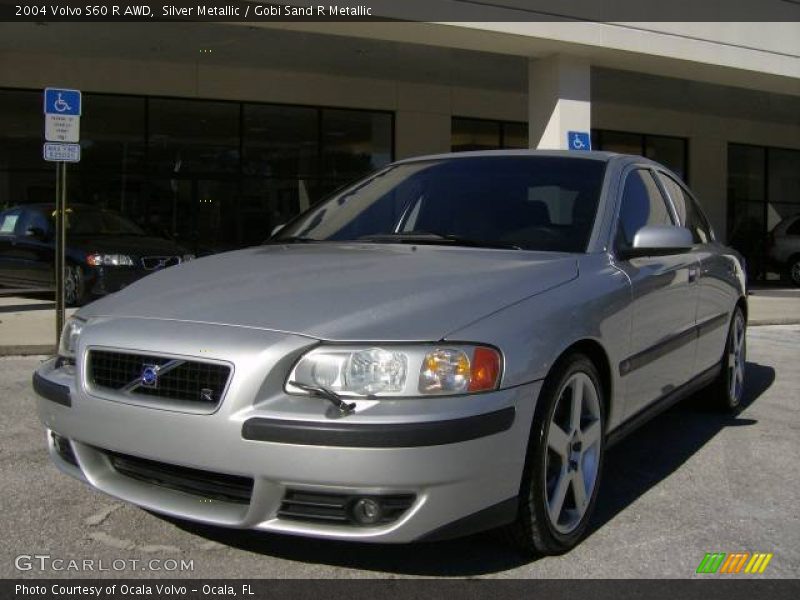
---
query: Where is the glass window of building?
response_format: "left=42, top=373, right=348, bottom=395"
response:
left=501, top=122, right=529, bottom=149
left=728, top=143, right=800, bottom=280
left=243, top=104, right=318, bottom=179
left=148, top=98, right=241, bottom=175
left=451, top=118, right=528, bottom=152
left=0, top=90, right=44, bottom=174
left=0, top=88, right=393, bottom=253
left=322, top=109, right=392, bottom=184
left=593, top=129, right=688, bottom=181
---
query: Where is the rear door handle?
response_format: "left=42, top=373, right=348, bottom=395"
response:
left=688, top=267, right=699, bottom=283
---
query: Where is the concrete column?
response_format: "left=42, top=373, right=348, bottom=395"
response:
left=528, top=55, right=591, bottom=150
left=689, top=134, right=728, bottom=242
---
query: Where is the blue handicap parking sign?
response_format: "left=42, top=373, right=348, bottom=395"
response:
left=43, top=88, right=82, bottom=116
left=567, top=131, right=591, bottom=151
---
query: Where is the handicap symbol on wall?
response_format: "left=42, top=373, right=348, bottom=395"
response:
left=567, top=131, right=591, bottom=151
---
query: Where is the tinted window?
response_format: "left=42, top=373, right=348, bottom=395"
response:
left=616, top=169, right=674, bottom=249
left=658, top=173, right=712, bottom=244
left=278, top=157, right=607, bottom=253
left=16, top=209, right=51, bottom=236
left=57, top=208, right=146, bottom=236
left=786, top=218, right=800, bottom=236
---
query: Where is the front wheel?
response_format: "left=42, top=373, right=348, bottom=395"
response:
left=506, top=354, right=606, bottom=556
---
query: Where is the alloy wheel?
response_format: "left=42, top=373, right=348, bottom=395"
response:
left=544, top=372, right=602, bottom=534
left=728, top=312, right=746, bottom=405
left=64, top=266, right=78, bottom=306
left=791, top=260, right=800, bottom=286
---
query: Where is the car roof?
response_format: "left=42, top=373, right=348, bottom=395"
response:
left=392, top=149, right=666, bottom=169
left=5, top=203, right=99, bottom=212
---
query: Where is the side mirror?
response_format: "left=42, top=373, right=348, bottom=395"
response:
left=270, top=224, right=286, bottom=238
left=26, top=226, right=48, bottom=240
left=620, top=225, right=694, bottom=259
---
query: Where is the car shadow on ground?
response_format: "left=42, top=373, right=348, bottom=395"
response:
left=163, top=361, right=775, bottom=577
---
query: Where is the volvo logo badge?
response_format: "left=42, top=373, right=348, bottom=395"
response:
left=140, top=364, right=160, bottom=388
left=199, top=388, right=214, bottom=403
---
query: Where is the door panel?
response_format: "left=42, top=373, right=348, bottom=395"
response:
left=13, top=209, right=54, bottom=286
left=694, top=250, right=735, bottom=372
left=617, top=255, right=699, bottom=418
left=612, top=168, right=700, bottom=420
left=656, top=171, right=734, bottom=374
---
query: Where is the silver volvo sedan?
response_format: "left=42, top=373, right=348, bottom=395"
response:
left=33, top=151, right=747, bottom=555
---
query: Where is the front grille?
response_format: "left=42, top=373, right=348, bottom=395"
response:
left=87, top=350, right=230, bottom=406
left=278, top=490, right=415, bottom=526
left=106, top=450, right=253, bottom=505
left=141, top=255, right=182, bottom=271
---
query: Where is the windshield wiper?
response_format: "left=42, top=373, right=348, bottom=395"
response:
left=266, top=236, right=320, bottom=244
left=288, top=381, right=356, bottom=414
left=358, top=232, right=522, bottom=250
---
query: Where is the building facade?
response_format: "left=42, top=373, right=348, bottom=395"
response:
left=0, top=15, right=798, bottom=275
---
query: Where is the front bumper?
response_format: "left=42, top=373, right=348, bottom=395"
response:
left=34, top=318, right=540, bottom=543
left=86, top=265, right=174, bottom=297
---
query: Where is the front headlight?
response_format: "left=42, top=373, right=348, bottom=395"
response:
left=286, top=344, right=501, bottom=398
left=86, top=254, right=134, bottom=267
left=57, top=317, right=85, bottom=359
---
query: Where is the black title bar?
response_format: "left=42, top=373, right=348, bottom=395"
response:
left=1, top=0, right=799, bottom=22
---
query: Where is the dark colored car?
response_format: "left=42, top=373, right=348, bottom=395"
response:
left=0, top=204, right=193, bottom=305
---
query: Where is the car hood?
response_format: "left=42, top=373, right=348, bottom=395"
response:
left=79, top=243, right=578, bottom=341
left=68, top=235, right=188, bottom=257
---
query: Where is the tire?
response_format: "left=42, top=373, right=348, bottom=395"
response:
left=64, top=264, right=89, bottom=307
left=505, top=353, right=606, bottom=556
left=710, top=306, right=747, bottom=411
left=787, top=256, right=800, bottom=288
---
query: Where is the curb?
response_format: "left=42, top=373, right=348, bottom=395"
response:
left=0, top=345, right=55, bottom=357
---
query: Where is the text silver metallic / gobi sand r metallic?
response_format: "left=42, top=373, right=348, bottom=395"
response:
left=33, top=151, right=747, bottom=555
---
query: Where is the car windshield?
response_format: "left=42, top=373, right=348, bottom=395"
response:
left=275, top=156, right=607, bottom=252
left=53, top=208, right=147, bottom=236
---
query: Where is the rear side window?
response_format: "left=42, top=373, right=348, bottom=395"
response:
left=16, top=209, right=51, bottom=236
left=786, top=218, right=800, bottom=236
left=658, top=173, right=713, bottom=244
left=616, top=169, right=674, bottom=250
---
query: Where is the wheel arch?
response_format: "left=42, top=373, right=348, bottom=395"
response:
left=550, top=338, right=613, bottom=430
left=736, top=295, right=748, bottom=322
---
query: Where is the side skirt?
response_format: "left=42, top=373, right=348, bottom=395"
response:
left=606, top=363, right=721, bottom=448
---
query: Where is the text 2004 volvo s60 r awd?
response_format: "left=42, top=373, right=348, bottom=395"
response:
left=33, top=151, right=747, bottom=555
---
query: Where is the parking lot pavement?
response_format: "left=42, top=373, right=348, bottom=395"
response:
left=1, top=325, right=798, bottom=579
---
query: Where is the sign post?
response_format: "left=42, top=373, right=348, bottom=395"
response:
left=43, top=87, right=81, bottom=347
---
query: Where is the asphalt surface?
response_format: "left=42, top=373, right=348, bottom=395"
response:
left=1, top=325, right=798, bottom=579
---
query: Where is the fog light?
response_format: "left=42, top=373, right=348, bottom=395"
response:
left=351, top=498, right=382, bottom=525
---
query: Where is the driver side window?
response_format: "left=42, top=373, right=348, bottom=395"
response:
left=616, top=169, right=675, bottom=252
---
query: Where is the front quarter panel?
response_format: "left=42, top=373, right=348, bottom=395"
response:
left=444, top=253, right=632, bottom=431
